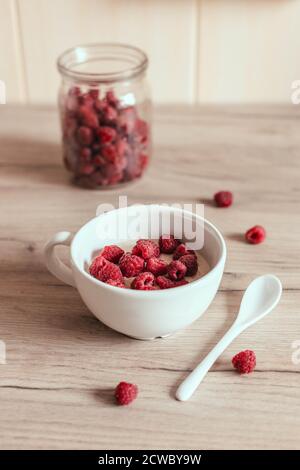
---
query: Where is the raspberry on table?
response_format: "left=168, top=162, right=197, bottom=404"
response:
left=245, top=225, right=266, bottom=244
left=167, top=260, right=187, bottom=281
left=115, top=381, right=138, bottom=406
left=131, top=272, right=156, bottom=290
left=132, top=239, right=160, bottom=260
left=119, top=253, right=144, bottom=277
left=173, top=243, right=195, bottom=260
left=159, top=235, right=180, bottom=254
left=101, top=245, right=124, bottom=264
left=214, top=190, right=233, bottom=208
left=179, top=254, right=198, bottom=276
left=156, top=276, right=188, bottom=289
left=145, top=257, right=168, bottom=276
left=232, top=350, right=256, bottom=374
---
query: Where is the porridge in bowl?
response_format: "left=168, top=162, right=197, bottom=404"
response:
left=88, top=235, right=210, bottom=290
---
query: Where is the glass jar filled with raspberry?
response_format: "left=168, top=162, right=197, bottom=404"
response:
left=57, top=44, right=151, bottom=188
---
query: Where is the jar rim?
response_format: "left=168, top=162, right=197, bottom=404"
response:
left=57, top=43, right=148, bottom=83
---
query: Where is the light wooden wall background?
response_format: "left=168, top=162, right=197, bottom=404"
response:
left=0, top=0, right=299, bottom=104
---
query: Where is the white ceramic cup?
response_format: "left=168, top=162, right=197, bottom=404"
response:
left=44, top=204, right=226, bottom=340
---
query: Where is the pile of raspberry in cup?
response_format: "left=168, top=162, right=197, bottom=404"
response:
left=61, top=87, right=149, bottom=188
left=89, top=235, right=199, bottom=290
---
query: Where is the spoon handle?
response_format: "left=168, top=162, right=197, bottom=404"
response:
left=176, top=324, right=241, bottom=401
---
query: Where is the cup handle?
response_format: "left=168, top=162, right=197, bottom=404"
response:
left=44, top=231, right=76, bottom=287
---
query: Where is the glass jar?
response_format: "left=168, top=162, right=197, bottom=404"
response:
left=57, top=44, right=151, bottom=188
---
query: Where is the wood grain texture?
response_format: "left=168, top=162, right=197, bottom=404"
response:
left=17, top=0, right=197, bottom=104
left=0, top=104, right=300, bottom=449
left=198, top=0, right=300, bottom=103
left=3, top=0, right=300, bottom=105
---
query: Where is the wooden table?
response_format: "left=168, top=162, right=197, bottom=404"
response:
left=0, top=104, right=299, bottom=450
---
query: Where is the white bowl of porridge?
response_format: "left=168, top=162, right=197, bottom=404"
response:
left=44, top=204, right=226, bottom=339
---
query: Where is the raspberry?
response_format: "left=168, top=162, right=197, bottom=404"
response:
left=179, top=254, right=198, bottom=276
left=63, top=116, right=77, bottom=139
left=245, top=225, right=266, bottom=244
left=78, top=105, right=98, bottom=128
left=159, top=235, right=180, bottom=254
left=167, top=260, right=187, bottom=281
left=77, top=126, right=93, bottom=145
left=66, top=87, right=80, bottom=111
left=92, top=143, right=101, bottom=153
left=96, top=126, right=117, bottom=144
left=131, top=272, right=156, bottom=290
left=94, top=98, right=107, bottom=113
left=69, top=86, right=81, bottom=97
left=98, top=261, right=123, bottom=283
left=102, top=144, right=118, bottom=163
left=79, top=163, right=94, bottom=176
left=79, top=92, right=94, bottom=108
left=101, top=160, right=125, bottom=179
left=106, top=279, right=126, bottom=288
left=173, top=243, right=195, bottom=260
left=101, top=245, right=124, bottom=264
left=232, top=350, right=256, bottom=374
left=92, top=172, right=109, bottom=186
left=88, top=89, right=99, bottom=100
left=98, top=261, right=123, bottom=282
left=89, top=257, right=123, bottom=283
left=119, top=253, right=144, bottom=278
left=104, top=105, right=118, bottom=122
left=119, top=107, right=137, bottom=134
left=61, top=84, right=150, bottom=187
left=135, top=119, right=148, bottom=144
left=93, top=154, right=106, bottom=167
left=116, top=138, right=128, bottom=157
left=145, top=257, right=168, bottom=276
left=80, top=147, right=92, bottom=161
left=132, top=239, right=160, bottom=260
left=106, top=90, right=119, bottom=107
left=214, top=191, right=233, bottom=208
left=156, top=276, right=188, bottom=289
left=115, top=381, right=138, bottom=406
left=108, top=171, right=123, bottom=185
left=139, top=153, right=148, bottom=170
left=89, top=255, right=107, bottom=278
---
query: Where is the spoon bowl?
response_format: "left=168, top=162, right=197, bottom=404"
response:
left=235, top=274, right=282, bottom=329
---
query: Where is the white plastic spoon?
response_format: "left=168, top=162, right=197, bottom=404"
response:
left=176, top=274, right=282, bottom=402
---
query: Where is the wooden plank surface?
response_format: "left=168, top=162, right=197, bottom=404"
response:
left=0, top=0, right=26, bottom=103
left=0, top=104, right=299, bottom=449
left=17, top=0, right=197, bottom=104
left=198, top=0, right=300, bottom=103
